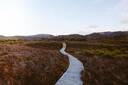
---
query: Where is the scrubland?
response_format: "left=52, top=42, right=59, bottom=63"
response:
left=0, top=35, right=128, bottom=85
left=0, top=40, right=68, bottom=85
left=66, top=41, right=128, bottom=85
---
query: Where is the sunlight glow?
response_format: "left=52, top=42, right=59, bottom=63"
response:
left=0, top=0, right=127, bottom=36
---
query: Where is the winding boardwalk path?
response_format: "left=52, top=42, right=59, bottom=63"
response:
left=55, top=42, right=84, bottom=85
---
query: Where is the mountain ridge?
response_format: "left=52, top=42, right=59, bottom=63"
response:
left=0, top=31, right=127, bottom=40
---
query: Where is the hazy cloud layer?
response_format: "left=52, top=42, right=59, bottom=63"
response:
left=0, top=0, right=127, bottom=35
left=117, top=0, right=128, bottom=24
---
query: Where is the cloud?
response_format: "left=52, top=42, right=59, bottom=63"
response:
left=115, top=0, right=128, bottom=24
left=88, top=25, right=99, bottom=28
left=79, top=24, right=128, bottom=35
left=121, top=19, right=128, bottom=24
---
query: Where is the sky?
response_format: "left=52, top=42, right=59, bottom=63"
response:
left=0, top=0, right=128, bottom=36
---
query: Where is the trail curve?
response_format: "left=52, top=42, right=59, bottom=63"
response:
left=55, top=42, right=84, bottom=85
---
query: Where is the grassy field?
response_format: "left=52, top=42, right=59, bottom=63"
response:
left=0, top=39, right=128, bottom=85
left=0, top=40, right=68, bottom=85
left=66, top=41, right=128, bottom=85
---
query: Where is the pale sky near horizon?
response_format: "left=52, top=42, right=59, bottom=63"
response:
left=0, top=0, right=128, bottom=36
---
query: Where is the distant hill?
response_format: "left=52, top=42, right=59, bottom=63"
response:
left=86, top=31, right=128, bottom=40
left=13, top=34, right=54, bottom=40
left=0, top=31, right=127, bottom=41
left=0, top=34, right=54, bottom=40
left=0, top=35, right=6, bottom=39
left=51, top=31, right=128, bottom=41
left=52, top=34, right=86, bottom=41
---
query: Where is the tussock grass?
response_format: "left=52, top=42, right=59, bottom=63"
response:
left=0, top=40, right=68, bottom=85
left=66, top=41, right=128, bottom=85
